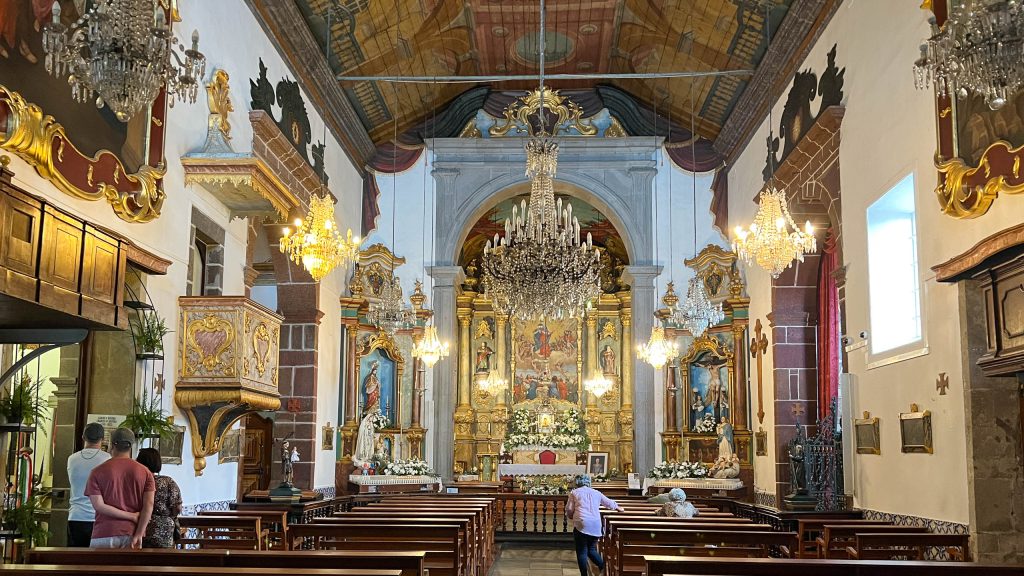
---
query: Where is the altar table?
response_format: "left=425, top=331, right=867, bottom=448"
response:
left=498, top=463, right=585, bottom=477
left=642, top=477, right=744, bottom=495
left=348, top=474, right=440, bottom=494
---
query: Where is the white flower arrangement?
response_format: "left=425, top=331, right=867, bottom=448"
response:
left=517, top=474, right=572, bottom=495
left=647, top=460, right=711, bottom=479
left=501, top=407, right=591, bottom=453
left=382, top=458, right=437, bottom=477
left=368, top=410, right=390, bottom=431
left=693, top=414, right=716, bottom=434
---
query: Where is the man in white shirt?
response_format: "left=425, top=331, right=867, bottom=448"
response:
left=66, top=423, right=110, bottom=546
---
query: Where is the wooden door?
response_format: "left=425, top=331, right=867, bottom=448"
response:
left=239, top=414, right=273, bottom=497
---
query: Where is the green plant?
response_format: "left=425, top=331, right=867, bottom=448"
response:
left=3, top=493, right=48, bottom=547
left=134, top=313, right=170, bottom=355
left=0, top=374, right=48, bottom=425
left=121, top=390, right=175, bottom=439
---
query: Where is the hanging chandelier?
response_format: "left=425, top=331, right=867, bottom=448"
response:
left=733, top=185, right=816, bottom=279
left=638, top=325, right=678, bottom=370
left=412, top=323, right=450, bottom=367
left=583, top=373, right=613, bottom=398
left=478, top=368, right=506, bottom=396
left=42, top=0, right=206, bottom=122
left=913, top=0, right=1024, bottom=111
left=677, top=277, right=725, bottom=338
left=366, top=277, right=415, bottom=336
left=280, top=193, right=361, bottom=282
left=480, top=138, right=602, bottom=320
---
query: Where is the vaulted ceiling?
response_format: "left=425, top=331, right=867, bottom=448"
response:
left=247, top=0, right=841, bottom=170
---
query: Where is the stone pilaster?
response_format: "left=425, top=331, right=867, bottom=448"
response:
left=585, top=313, right=599, bottom=407
left=495, top=314, right=508, bottom=407
left=623, top=265, right=663, bottom=477
left=426, top=266, right=464, bottom=480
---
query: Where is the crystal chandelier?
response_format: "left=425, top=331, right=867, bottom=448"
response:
left=913, top=0, right=1024, bottom=110
left=42, top=0, right=206, bottom=122
left=280, top=193, right=361, bottom=282
left=478, top=368, right=506, bottom=396
left=481, top=138, right=602, bottom=320
left=366, top=277, right=415, bottom=336
left=677, top=276, right=725, bottom=338
left=583, top=373, right=613, bottom=398
left=733, top=185, right=816, bottom=279
left=412, top=323, right=450, bottom=368
left=638, top=325, right=678, bottom=370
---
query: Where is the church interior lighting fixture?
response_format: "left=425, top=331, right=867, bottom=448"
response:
left=913, top=0, right=1024, bottom=110
left=583, top=373, right=613, bottom=398
left=638, top=325, right=678, bottom=370
left=366, top=276, right=415, bottom=336
left=42, top=0, right=206, bottom=122
left=280, top=193, right=361, bottom=282
left=412, top=324, right=449, bottom=368
left=478, top=368, right=507, bottom=396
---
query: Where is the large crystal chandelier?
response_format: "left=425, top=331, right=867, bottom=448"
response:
left=638, top=325, right=678, bottom=370
left=675, top=277, right=725, bottom=338
left=481, top=138, right=602, bottom=320
left=733, top=185, right=816, bottom=279
left=366, top=277, right=415, bottom=336
left=583, top=373, right=613, bottom=398
left=412, top=323, right=449, bottom=367
left=280, top=193, right=361, bottom=282
left=42, top=0, right=206, bottom=122
left=913, top=0, right=1024, bottom=110
left=478, top=369, right=506, bottom=396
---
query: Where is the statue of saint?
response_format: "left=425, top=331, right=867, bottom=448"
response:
left=281, top=440, right=294, bottom=486
left=713, top=454, right=741, bottom=479
left=601, top=344, right=617, bottom=375
left=788, top=424, right=808, bottom=495
left=716, top=417, right=735, bottom=459
left=353, top=410, right=378, bottom=468
left=362, top=361, right=381, bottom=413
left=475, top=341, right=494, bottom=373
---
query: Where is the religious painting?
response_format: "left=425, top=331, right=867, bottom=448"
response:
left=685, top=437, right=719, bottom=465
left=899, top=405, right=933, bottom=454
left=476, top=453, right=497, bottom=482
left=218, top=428, right=241, bottom=464
left=159, top=424, right=185, bottom=466
left=511, top=317, right=580, bottom=405
left=597, top=317, right=620, bottom=377
left=755, top=428, right=768, bottom=456
left=680, top=334, right=734, bottom=431
left=357, top=333, right=403, bottom=424
left=322, top=423, right=335, bottom=452
left=855, top=412, right=880, bottom=455
left=587, top=452, right=609, bottom=477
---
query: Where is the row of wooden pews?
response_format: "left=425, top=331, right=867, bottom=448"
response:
left=797, top=518, right=970, bottom=560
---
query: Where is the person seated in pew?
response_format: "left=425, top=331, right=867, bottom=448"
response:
left=654, top=488, right=699, bottom=519
left=136, top=448, right=182, bottom=548
left=566, top=475, right=622, bottom=576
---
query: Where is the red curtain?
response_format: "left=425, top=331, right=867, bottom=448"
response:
left=817, top=229, right=840, bottom=419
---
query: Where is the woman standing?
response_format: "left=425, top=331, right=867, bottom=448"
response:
left=136, top=448, right=182, bottom=548
left=655, top=488, right=699, bottom=518
left=565, top=475, right=621, bottom=576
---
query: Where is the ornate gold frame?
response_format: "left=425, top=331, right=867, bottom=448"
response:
left=489, top=89, right=597, bottom=137
left=854, top=411, right=881, bottom=455
left=0, top=83, right=166, bottom=223
left=356, top=331, right=406, bottom=424
left=927, top=1, right=1024, bottom=218
left=899, top=403, right=933, bottom=454
left=679, top=334, right=736, bottom=432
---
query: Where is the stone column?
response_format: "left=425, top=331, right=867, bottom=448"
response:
left=665, top=363, right=678, bottom=431
left=585, top=313, right=599, bottom=407
left=427, top=266, right=464, bottom=480
left=623, top=265, right=663, bottom=477
left=495, top=314, right=508, bottom=407
left=732, top=324, right=750, bottom=431
left=457, top=310, right=472, bottom=409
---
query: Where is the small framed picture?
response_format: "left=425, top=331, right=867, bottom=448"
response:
left=900, top=404, right=933, bottom=454
left=322, top=423, right=335, bottom=451
left=218, top=428, right=241, bottom=464
left=855, top=411, right=881, bottom=455
left=586, top=452, right=609, bottom=476
left=159, top=424, right=186, bottom=465
left=755, top=428, right=768, bottom=456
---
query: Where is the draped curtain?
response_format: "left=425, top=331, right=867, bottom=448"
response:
left=817, top=229, right=840, bottom=418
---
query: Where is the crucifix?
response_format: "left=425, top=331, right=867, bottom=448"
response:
left=750, top=319, right=769, bottom=425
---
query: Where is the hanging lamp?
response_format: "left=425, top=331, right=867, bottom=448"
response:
left=412, top=139, right=450, bottom=367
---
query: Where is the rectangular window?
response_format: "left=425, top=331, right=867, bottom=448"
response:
left=866, top=173, right=922, bottom=355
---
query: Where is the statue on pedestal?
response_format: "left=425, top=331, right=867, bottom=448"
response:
left=716, top=417, right=735, bottom=459
left=783, top=423, right=816, bottom=510
left=712, top=454, right=740, bottom=479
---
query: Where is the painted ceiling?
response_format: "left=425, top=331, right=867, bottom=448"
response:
left=293, top=0, right=792, bottom=146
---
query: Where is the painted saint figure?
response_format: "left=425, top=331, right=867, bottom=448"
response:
left=534, top=323, right=552, bottom=358
left=600, top=344, right=616, bottom=375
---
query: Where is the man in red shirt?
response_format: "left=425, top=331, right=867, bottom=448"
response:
left=85, top=428, right=155, bottom=548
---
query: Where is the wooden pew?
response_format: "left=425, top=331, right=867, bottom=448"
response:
left=333, top=509, right=486, bottom=572
left=357, top=503, right=494, bottom=564
left=847, top=533, right=971, bottom=561
left=177, top=516, right=265, bottom=550
left=601, top=520, right=773, bottom=575
left=818, top=525, right=929, bottom=559
left=200, top=509, right=289, bottom=550
left=0, top=567, right=400, bottom=576
left=287, top=523, right=463, bottom=576
left=644, top=555, right=1022, bottom=576
left=614, top=528, right=798, bottom=576
left=26, top=548, right=426, bottom=576
left=797, top=518, right=893, bottom=558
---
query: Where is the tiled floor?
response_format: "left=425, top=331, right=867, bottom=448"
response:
left=488, top=544, right=584, bottom=576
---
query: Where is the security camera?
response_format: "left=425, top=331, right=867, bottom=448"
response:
left=859, top=331, right=868, bottom=339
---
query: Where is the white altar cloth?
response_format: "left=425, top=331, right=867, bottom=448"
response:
left=349, top=474, right=439, bottom=486
left=642, top=477, right=744, bottom=494
left=499, top=463, right=586, bottom=477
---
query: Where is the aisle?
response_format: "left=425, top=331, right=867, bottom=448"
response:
left=488, top=543, right=582, bottom=576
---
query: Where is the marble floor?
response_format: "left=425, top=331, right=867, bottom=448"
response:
left=488, top=544, right=586, bottom=576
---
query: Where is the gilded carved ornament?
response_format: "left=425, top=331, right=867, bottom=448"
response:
left=935, top=141, right=1024, bottom=218
left=489, top=89, right=598, bottom=137
left=185, top=314, right=236, bottom=374
left=0, top=85, right=165, bottom=223
left=206, top=69, right=233, bottom=142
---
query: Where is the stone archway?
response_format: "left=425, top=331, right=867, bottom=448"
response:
left=427, top=136, right=664, bottom=479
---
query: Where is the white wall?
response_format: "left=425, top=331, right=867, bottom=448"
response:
left=728, top=0, right=1024, bottom=523
left=3, top=0, right=361, bottom=503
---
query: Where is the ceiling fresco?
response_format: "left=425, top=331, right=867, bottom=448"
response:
left=293, top=0, right=792, bottom=146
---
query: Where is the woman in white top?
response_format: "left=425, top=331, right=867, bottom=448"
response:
left=565, top=475, right=621, bottom=576
left=655, top=488, right=699, bottom=518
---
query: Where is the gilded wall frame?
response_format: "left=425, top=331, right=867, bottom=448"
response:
left=679, top=334, right=736, bottom=432
left=928, top=0, right=1024, bottom=218
left=854, top=411, right=881, bottom=455
left=899, top=404, right=933, bottom=454
left=356, top=332, right=406, bottom=425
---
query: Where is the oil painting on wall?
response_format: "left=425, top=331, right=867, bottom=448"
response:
left=359, top=348, right=397, bottom=422
left=688, top=352, right=730, bottom=429
left=512, top=318, right=580, bottom=405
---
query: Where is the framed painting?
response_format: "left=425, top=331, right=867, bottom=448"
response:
left=899, top=404, right=933, bottom=454
left=755, top=428, right=768, bottom=456
left=218, top=427, right=241, bottom=464
left=586, top=452, right=609, bottom=477
left=510, top=317, right=581, bottom=405
left=476, top=453, right=497, bottom=482
left=927, top=0, right=1024, bottom=218
left=357, top=332, right=404, bottom=423
left=322, top=423, right=335, bottom=451
left=0, top=0, right=169, bottom=222
left=685, top=437, right=719, bottom=465
left=855, top=411, right=881, bottom=455
left=680, top=335, right=735, bottom=431
left=157, top=424, right=185, bottom=465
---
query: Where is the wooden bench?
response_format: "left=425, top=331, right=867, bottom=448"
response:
left=601, top=521, right=774, bottom=576
left=365, top=498, right=497, bottom=570
left=817, top=525, right=929, bottom=559
left=847, top=533, right=971, bottom=561
left=26, top=548, right=426, bottom=576
left=614, top=528, right=798, bottom=576
left=177, top=516, right=265, bottom=550
left=0, top=567, right=400, bottom=576
left=200, top=509, right=289, bottom=550
left=797, top=518, right=893, bottom=558
left=334, top=509, right=487, bottom=572
left=644, top=555, right=1022, bottom=576
left=287, top=523, right=463, bottom=576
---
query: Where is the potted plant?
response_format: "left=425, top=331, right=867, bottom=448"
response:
left=121, top=390, right=175, bottom=444
left=133, top=313, right=170, bottom=359
left=0, top=375, right=47, bottom=426
left=2, top=493, right=48, bottom=549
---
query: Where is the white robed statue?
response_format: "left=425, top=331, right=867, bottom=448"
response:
left=716, top=417, right=735, bottom=460
left=354, top=362, right=383, bottom=468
